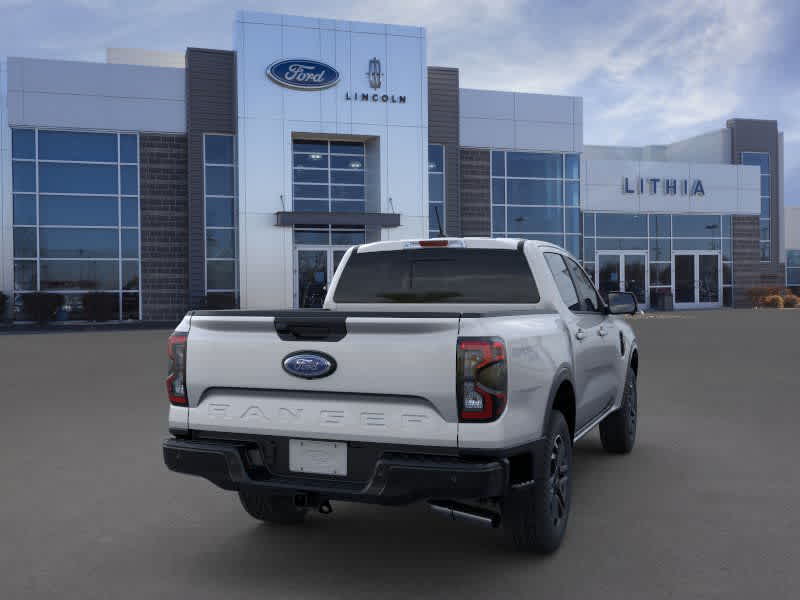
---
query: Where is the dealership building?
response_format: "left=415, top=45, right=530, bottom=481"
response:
left=0, top=11, right=795, bottom=321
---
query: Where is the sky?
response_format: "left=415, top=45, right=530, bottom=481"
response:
left=1, top=0, right=798, bottom=205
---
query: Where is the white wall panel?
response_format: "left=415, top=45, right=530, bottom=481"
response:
left=349, top=33, right=388, bottom=126
left=514, top=121, right=574, bottom=152
left=460, top=117, right=514, bottom=149
left=514, top=92, right=572, bottom=123
left=460, top=89, right=514, bottom=120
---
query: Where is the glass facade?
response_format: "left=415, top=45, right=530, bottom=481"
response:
left=11, top=128, right=141, bottom=320
left=583, top=212, right=733, bottom=307
left=428, top=144, right=445, bottom=237
left=204, top=134, right=238, bottom=303
left=742, top=152, right=770, bottom=261
left=292, top=140, right=365, bottom=213
left=787, top=250, right=800, bottom=289
left=491, top=150, right=580, bottom=258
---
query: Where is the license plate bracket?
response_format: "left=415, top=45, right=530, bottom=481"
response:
left=289, top=439, right=348, bottom=476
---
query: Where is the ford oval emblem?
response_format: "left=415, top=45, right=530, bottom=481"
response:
left=267, top=59, right=340, bottom=90
left=282, top=351, right=337, bottom=379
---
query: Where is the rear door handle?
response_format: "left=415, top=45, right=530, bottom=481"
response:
left=575, top=328, right=586, bottom=341
left=598, top=325, right=608, bottom=337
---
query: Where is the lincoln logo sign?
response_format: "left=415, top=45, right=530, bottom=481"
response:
left=282, top=351, right=337, bottom=379
left=267, top=59, right=340, bottom=90
left=623, top=177, right=705, bottom=196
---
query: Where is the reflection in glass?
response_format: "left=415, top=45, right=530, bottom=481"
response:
left=39, top=228, right=118, bottom=258
left=40, top=195, right=118, bottom=226
left=40, top=261, right=119, bottom=290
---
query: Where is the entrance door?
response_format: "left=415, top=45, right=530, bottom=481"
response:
left=672, top=252, right=721, bottom=309
left=596, top=252, right=648, bottom=308
left=294, top=247, right=352, bottom=308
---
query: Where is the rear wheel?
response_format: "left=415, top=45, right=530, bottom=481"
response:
left=238, top=489, right=308, bottom=525
left=504, top=410, right=572, bottom=553
left=599, top=367, right=637, bottom=454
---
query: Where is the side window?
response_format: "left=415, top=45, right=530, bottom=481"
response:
left=564, top=256, right=602, bottom=313
left=544, top=253, right=579, bottom=310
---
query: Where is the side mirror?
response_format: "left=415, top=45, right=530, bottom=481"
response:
left=607, top=291, right=638, bottom=315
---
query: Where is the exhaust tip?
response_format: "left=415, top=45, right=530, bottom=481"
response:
left=429, top=500, right=500, bottom=528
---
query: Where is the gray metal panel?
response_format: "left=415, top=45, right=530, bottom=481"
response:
left=186, top=48, right=237, bottom=308
left=726, top=119, right=781, bottom=271
left=275, top=212, right=401, bottom=227
left=427, top=67, right=460, bottom=236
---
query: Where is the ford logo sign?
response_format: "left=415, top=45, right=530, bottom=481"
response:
left=282, top=351, right=337, bottom=379
left=267, top=59, right=340, bottom=90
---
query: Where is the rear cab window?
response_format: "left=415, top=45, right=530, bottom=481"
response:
left=333, top=248, right=540, bottom=303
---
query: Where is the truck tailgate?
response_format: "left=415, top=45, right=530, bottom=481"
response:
left=185, top=312, right=460, bottom=447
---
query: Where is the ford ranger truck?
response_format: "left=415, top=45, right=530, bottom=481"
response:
left=163, top=238, right=639, bottom=553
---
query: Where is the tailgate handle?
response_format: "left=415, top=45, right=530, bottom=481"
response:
left=274, top=317, right=347, bottom=342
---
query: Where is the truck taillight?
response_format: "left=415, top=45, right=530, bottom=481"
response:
left=457, top=337, right=507, bottom=422
left=166, top=332, right=188, bottom=406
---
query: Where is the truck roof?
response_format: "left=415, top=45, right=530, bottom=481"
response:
left=355, top=237, right=562, bottom=253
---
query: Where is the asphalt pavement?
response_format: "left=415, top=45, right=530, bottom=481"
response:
left=1, top=309, right=798, bottom=599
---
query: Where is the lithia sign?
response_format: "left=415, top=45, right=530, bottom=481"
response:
left=623, top=177, right=705, bottom=196
left=267, top=57, right=406, bottom=103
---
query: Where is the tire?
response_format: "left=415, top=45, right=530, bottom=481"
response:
left=238, top=489, right=308, bottom=525
left=599, top=367, right=637, bottom=454
left=504, top=410, right=572, bottom=553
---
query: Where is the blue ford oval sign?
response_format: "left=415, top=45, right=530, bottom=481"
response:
left=267, top=59, right=340, bottom=90
left=283, top=351, right=337, bottom=379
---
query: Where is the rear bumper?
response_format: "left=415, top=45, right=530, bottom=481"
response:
left=163, top=437, right=543, bottom=505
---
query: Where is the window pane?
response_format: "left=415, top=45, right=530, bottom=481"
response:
left=583, top=237, right=595, bottom=261
left=760, top=242, right=770, bottom=261
left=12, top=129, right=35, bottom=159
left=428, top=144, right=444, bottom=172
left=121, top=229, right=139, bottom=258
left=723, top=263, right=732, bottom=285
left=673, top=238, right=721, bottom=251
left=13, top=194, right=36, bottom=225
left=650, top=263, right=671, bottom=286
left=428, top=173, right=444, bottom=203
left=492, top=206, right=505, bottom=233
left=759, top=219, right=770, bottom=240
left=492, top=179, right=505, bottom=205
left=429, top=209, right=444, bottom=232
left=565, top=181, right=579, bottom=206
left=583, top=262, right=595, bottom=281
left=565, top=154, right=580, bottom=179
left=39, top=195, right=118, bottom=226
left=40, top=228, right=118, bottom=258
left=741, top=152, right=769, bottom=174
left=122, top=293, right=140, bottom=320
left=331, top=230, right=366, bottom=245
left=564, top=256, right=601, bottom=312
left=649, top=214, right=671, bottom=237
left=331, top=185, right=364, bottom=200
left=122, top=261, right=139, bottom=290
left=722, top=238, right=732, bottom=261
left=294, top=153, right=329, bottom=168
left=293, top=140, right=328, bottom=154
left=787, top=251, right=800, bottom=268
left=544, top=253, right=579, bottom=308
left=788, top=268, right=800, bottom=285
left=294, top=184, right=328, bottom=199
left=14, top=261, right=37, bottom=290
left=596, top=238, right=647, bottom=250
left=507, top=179, right=562, bottom=205
left=507, top=206, right=564, bottom=233
left=39, top=163, right=118, bottom=194
left=121, top=198, right=139, bottom=227
left=761, top=197, right=770, bottom=218
left=120, top=134, right=138, bottom=163
left=331, top=200, right=365, bottom=212
left=293, top=168, right=328, bottom=183
left=38, top=131, right=117, bottom=162
left=121, top=165, right=138, bottom=195
left=294, top=229, right=329, bottom=244
left=491, top=151, right=505, bottom=177
left=40, top=260, right=119, bottom=290
left=206, top=197, right=234, bottom=227
left=565, top=207, right=580, bottom=233
left=206, top=229, right=236, bottom=258
left=13, top=227, right=37, bottom=258
left=760, top=175, right=770, bottom=196
left=205, top=135, right=234, bottom=164
left=12, top=161, right=35, bottom=192
left=565, top=234, right=580, bottom=258
left=294, top=199, right=328, bottom=212
left=330, top=141, right=364, bottom=155
left=721, top=215, right=732, bottom=237
left=507, top=152, right=562, bottom=178
left=723, top=287, right=732, bottom=307
left=205, top=166, right=235, bottom=195
left=332, top=170, right=364, bottom=185
left=583, top=212, right=595, bottom=236
left=207, top=260, right=236, bottom=289
left=595, top=213, right=647, bottom=237
left=331, top=155, right=362, bottom=169
left=649, top=238, right=671, bottom=261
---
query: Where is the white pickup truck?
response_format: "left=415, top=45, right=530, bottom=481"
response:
left=163, top=238, right=639, bottom=553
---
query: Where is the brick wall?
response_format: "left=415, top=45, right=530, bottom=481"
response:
left=139, top=134, right=189, bottom=322
left=460, top=149, right=490, bottom=236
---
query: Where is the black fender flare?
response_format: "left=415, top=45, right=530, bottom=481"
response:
left=544, top=365, right=575, bottom=436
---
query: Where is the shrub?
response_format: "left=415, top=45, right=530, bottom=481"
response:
left=782, top=294, right=799, bottom=308
left=762, top=295, right=784, bottom=308
left=82, top=292, right=118, bottom=322
left=22, top=293, right=64, bottom=324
